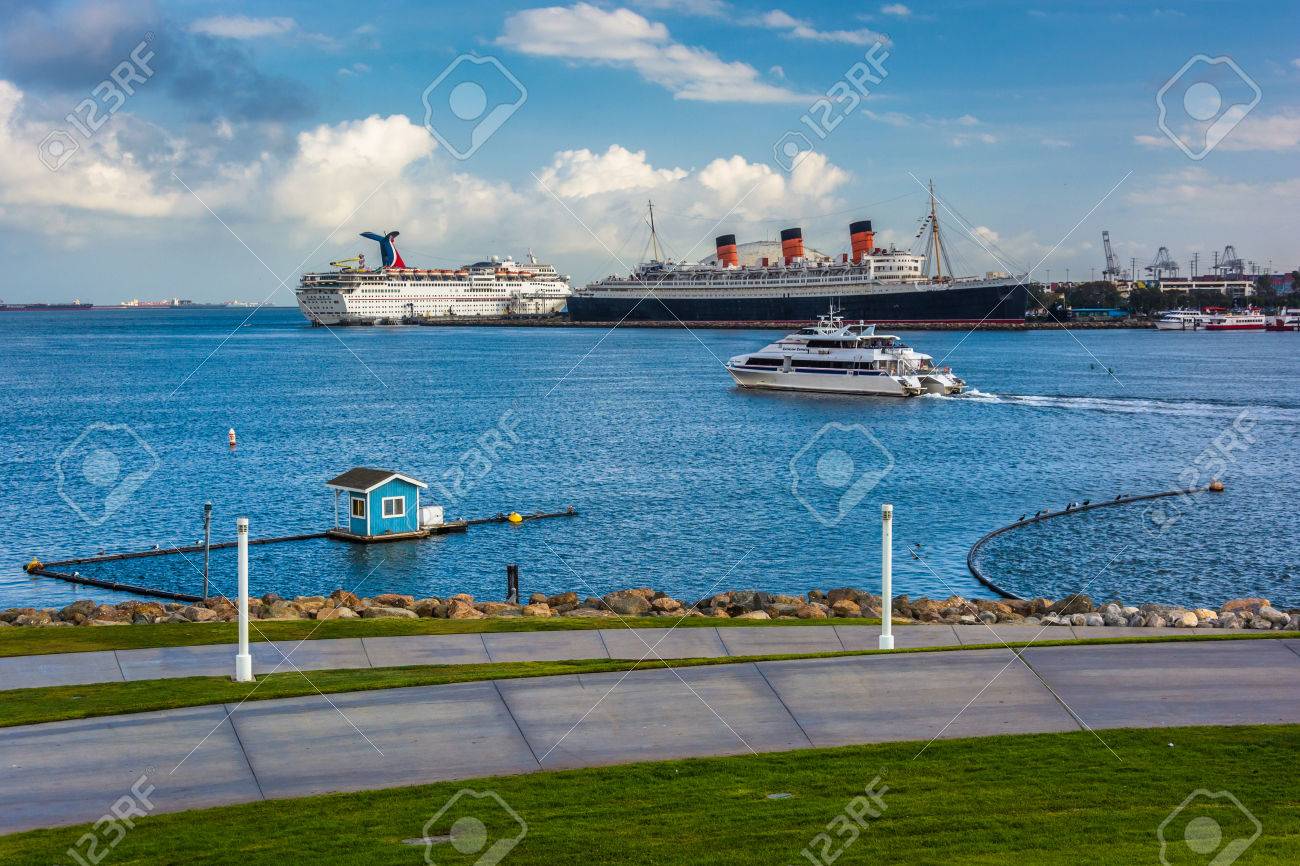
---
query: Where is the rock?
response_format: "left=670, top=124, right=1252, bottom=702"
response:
left=361, top=605, right=418, bottom=619
left=1145, top=614, right=1166, bottom=628
left=527, top=592, right=548, bottom=605
left=1171, top=610, right=1199, bottom=628
left=1084, top=613, right=1105, bottom=627
left=830, top=599, right=861, bottom=618
left=957, top=614, right=978, bottom=625
left=709, top=609, right=730, bottom=618
left=547, top=591, right=578, bottom=607
left=977, top=610, right=998, bottom=624
left=259, top=600, right=303, bottom=620
left=1049, top=594, right=1094, bottom=615
left=87, top=619, right=127, bottom=626
left=413, top=599, right=441, bottom=617
left=603, top=591, right=651, bottom=616
left=260, top=593, right=283, bottom=604
left=329, top=589, right=361, bottom=607
left=316, top=606, right=358, bottom=620
left=795, top=603, right=828, bottom=619
left=60, top=599, right=97, bottom=623
left=91, top=605, right=130, bottom=623
left=449, top=593, right=475, bottom=605
left=1126, top=613, right=1145, bottom=627
left=1100, top=602, right=1122, bottom=618
left=1193, top=608, right=1218, bottom=622
left=372, top=593, right=415, bottom=609
left=650, top=597, right=683, bottom=613
left=1022, top=616, right=1040, bottom=626
left=735, top=610, right=770, bottom=620
left=1221, top=597, right=1269, bottom=614
left=1257, top=605, right=1289, bottom=625
left=1102, top=612, right=1126, bottom=627
left=1069, top=613, right=1088, bottom=626
left=1250, top=618, right=1274, bottom=631
left=0, top=607, right=37, bottom=623
left=15, top=611, right=53, bottom=626
left=476, top=602, right=522, bottom=616
left=521, top=603, right=552, bottom=617
left=1288, top=614, right=1300, bottom=631
left=181, top=605, right=219, bottom=622
left=561, top=607, right=617, bottom=618
left=1216, top=612, right=1240, bottom=629
left=976, top=600, right=1014, bottom=618
left=443, top=599, right=484, bottom=620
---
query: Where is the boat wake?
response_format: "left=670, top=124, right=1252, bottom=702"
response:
left=927, top=389, right=1299, bottom=421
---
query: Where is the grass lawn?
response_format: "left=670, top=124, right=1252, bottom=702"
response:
left=0, top=614, right=888, bottom=658
left=2, top=632, right=1296, bottom=729
left=1, top=724, right=1296, bottom=865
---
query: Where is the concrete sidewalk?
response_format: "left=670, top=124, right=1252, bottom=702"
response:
left=1, top=639, right=1297, bottom=834
left=0, top=623, right=1258, bottom=690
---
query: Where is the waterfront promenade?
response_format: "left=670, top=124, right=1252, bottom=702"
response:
left=2, top=634, right=1297, bottom=834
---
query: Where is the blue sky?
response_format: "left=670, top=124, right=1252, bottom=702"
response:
left=1, top=0, right=1297, bottom=302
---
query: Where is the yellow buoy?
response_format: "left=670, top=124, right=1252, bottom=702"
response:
left=25, top=557, right=42, bottom=574
left=507, top=512, right=523, bottom=524
left=1208, top=479, right=1225, bottom=492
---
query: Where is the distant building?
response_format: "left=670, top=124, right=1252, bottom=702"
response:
left=1071, top=307, right=1127, bottom=320
left=1153, top=277, right=1255, bottom=299
left=325, top=467, right=427, bottom=539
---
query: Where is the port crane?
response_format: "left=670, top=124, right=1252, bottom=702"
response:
left=1212, top=245, right=1244, bottom=276
left=1101, top=230, right=1122, bottom=281
left=1145, top=246, right=1179, bottom=280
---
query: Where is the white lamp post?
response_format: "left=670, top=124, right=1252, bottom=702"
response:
left=233, top=517, right=254, bottom=682
left=879, top=504, right=894, bottom=651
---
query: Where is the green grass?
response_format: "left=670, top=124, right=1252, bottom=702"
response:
left=0, top=614, right=886, bottom=658
left=2, top=632, right=1295, bottom=729
left=2, top=724, right=1296, bottom=864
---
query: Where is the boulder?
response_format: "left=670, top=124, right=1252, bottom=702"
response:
left=445, top=600, right=484, bottom=620
left=91, top=604, right=130, bottom=623
left=1221, top=597, right=1269, bottom=614
left=449, top=593, right=475, bottom=605
left=1170, top=610, right=1199, bottom=628
left=329, top=589, right=362, bottom=607
left=547, top=591, right=578, bottom=608
left=830, top=599, right=862, bottom=618
left=87, top=619, right=127, bottom=626
left=795, top=604, right=828, bottom=620
left=361, top=605, right=418, bottom=619
left=1069, top=613, right=1088, bottom=626
left=650, top=597, right=683, bottom=613
left=260, top=593, right=283, bottom=605
left=15, top=611, right=53, bottom=626
left=181, top=605, right=219, bottom=622
left=1083, top=613, right=1105, bottom=627
left=1193, top=608, right=1218, bottom=622
left=603, top=591, right=651, bottom=616
left=1102, top=612, right=1126, bottom=627
left=977, top=610, right=998, bottom=624
left=735, top=610, right=770, bottom=620
left=1144, top=614, right=1167, bottom=628
left=0, top=607, right=36, bottom=623
left=372, top=593, right=415, bottom=609
left=1257, top=605, right=1289, bottom=626
left=60, top=599, right=97, bottom=623
left=1049, top=594, right=1094, bottom=615
left=316, top=606, right=358, bottom=620
left=522, top=603, right=553, bottom=618
left=561, top=607, right=617, bottom=618
left=476, top=602, right=522, bottom=616
left=1216, top=612, right=1241, bottom=629
left=413, top=599, right=442, bottom=617
left=976, top=600, right=1014, bottom=618
left=528, top=592, right=548, bottom=605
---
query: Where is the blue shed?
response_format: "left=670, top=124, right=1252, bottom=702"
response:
left=326, top=467, right=427, bottom=540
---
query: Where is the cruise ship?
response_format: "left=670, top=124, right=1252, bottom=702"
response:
left=567, top=193, right=1029, bottom=324
left=295, top=230, right=571, bottom=325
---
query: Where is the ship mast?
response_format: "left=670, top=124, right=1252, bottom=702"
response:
left=928, top=179, right=943, bottom=282
left=647, top=199, right=662, bottom=262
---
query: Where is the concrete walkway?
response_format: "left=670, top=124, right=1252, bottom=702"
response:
left=0, top=623, right=1257, bottom=690
left=1, top=638, right=1297, bottom=834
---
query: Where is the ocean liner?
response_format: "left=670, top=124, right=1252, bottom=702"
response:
left=567, top=190, right=1028, bottom=324
left=296, top=230, right=571, bottom=325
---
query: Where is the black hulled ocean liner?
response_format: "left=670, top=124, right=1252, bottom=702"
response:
left=568, top=192, right=1029, bottom=324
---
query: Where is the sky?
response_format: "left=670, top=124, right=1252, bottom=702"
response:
left=0, top=0, right=1297, bottom=303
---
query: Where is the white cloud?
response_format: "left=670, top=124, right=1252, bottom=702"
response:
left=188, top=16, right=298, bottom=39
left=1040, top=136, right=1072, bottom=148
left=950, top=132, right=998, bottom=146
left=632, top=0, right=729, bottom=15
left=498, top=4, right=807, bottom=103
left=1292, top=58, right=1300, bottom=69
left=758, top=9, right=892, bottom=46
left=0, top=80, right=184, bottom=221
left=864, top=108, right=997, bottom=145
left=1135, top=110, right=1300, bottom=152
left=537, top=145, right=688, bottom=198
left=881, top=3, right=912, bottom=16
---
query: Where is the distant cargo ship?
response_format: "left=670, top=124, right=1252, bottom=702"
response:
left=0, top=301, right=93, bottom=311
left=568, top=189, right=1029, bottom=325
left=295, top=230, right=571, bottom=325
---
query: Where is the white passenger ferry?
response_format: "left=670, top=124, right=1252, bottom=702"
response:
left=1154, top=309, right=1209, bottom=331
left=725, top=313, right=966, bottom=397
left=295, top=230, right=571, bottom=325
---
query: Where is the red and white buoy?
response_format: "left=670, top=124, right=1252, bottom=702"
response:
left=228, top=427, right=237, bottom=449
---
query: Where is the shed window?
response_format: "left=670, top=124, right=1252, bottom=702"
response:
left=351, top=497, right=366, bottom=519
left=382, top=496, right=406, bottom=518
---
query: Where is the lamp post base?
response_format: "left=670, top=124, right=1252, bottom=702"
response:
left=878, top=634, right=894, bottom=651
left=233, top=653, right=254, bottom=683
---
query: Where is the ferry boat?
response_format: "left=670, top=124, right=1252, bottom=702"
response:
left=567, top=187, right=1028, bottom=325
left=1154, top=309, right=1209, bottom=331
left=295, top=230, right=571, bottom=325
left=1265, top=309, right=1299, bottom=332
left=1203, top=310, right=1267, bottom=331
left=725, top=312, right=965, bottom=397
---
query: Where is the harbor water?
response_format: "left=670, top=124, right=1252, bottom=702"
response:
left=2, top=308, right=1297, bottom=609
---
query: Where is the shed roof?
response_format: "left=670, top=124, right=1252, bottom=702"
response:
left=325, top=467, right=428, bottom=493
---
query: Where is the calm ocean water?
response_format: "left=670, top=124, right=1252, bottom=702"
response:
left=2, top=308, right=1297, bottom=610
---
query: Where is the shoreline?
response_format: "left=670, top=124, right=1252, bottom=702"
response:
left=374, top=317, right=1153, bottom=331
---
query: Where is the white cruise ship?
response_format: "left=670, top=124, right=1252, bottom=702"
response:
left=295, top=230, right=571, bottom=325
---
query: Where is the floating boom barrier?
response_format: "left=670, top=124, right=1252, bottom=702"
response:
left=965, top=484, right=1221, bottom=600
